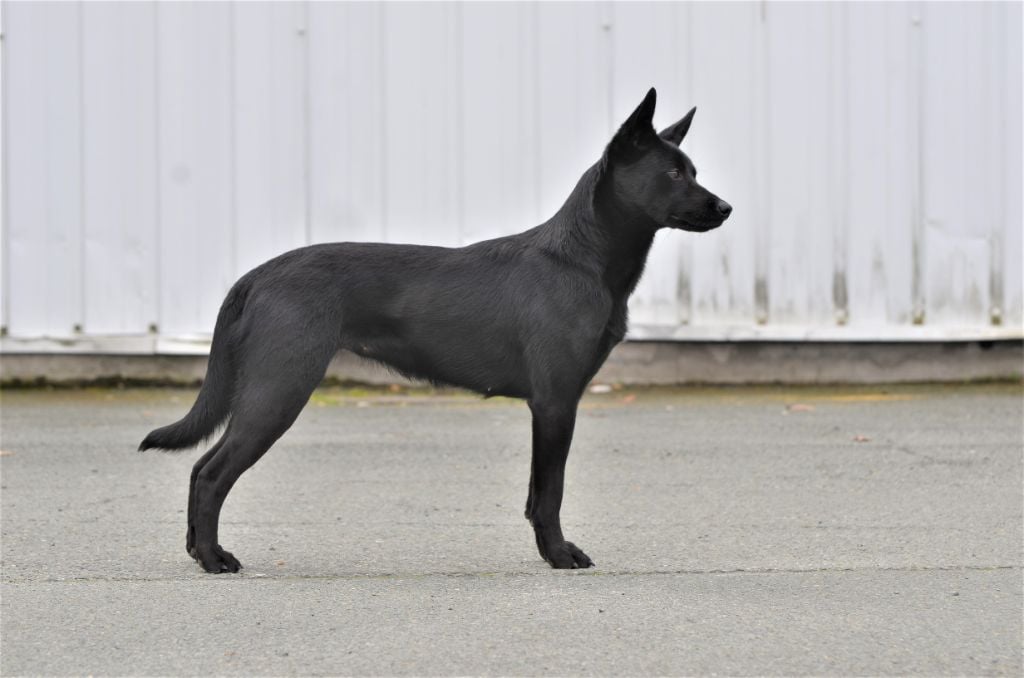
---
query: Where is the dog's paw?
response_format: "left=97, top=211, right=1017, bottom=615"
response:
left=544, top=541, right=594, bottom=569
left=191, top=544, right=242, bottom=573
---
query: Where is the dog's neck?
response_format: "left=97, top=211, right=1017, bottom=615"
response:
left=539, top=164, right=658, bottom=299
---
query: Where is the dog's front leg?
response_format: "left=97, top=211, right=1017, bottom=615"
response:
left=526, top=400, right=594, bottom=569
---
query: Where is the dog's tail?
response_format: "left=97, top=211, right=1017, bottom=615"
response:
left=138, top=280, right=250, bottom=452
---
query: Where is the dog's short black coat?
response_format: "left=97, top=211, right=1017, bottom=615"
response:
left=141, top=88, right=731, bottom=573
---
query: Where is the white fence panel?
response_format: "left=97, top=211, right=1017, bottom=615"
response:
left=381, top=2, right=461, bottom=247
left=923, top=3, right=990, bottom=328
left=459, top=2, right=541, bottom=245
left=763, top=3, right=836, bottom=327
left=80, top=2, right=159, bottom=335
left=156, top=1, right=235, bottom=337
left=534, top=3, right=611, bottom=222
left=3, top=2, right=83, bottom=338
left=846, top=2, right=915, bottom=328
left=1004, top=1, right=1024, bottom=330
left=307, top=2, right=387, bottom=245
left=232, top=2, right=308, bottom=277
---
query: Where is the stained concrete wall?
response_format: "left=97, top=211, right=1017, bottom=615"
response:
left=2, top=342, right=1020, bottom=387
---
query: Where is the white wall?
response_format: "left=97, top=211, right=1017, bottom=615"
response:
left=1, top=1, right=1020, bottom=354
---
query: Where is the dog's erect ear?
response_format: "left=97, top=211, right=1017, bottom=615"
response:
left=611, top=87, right=658, bottom=150
left=659, top=107, right=696, bottom=146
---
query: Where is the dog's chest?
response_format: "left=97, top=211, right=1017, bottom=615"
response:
left=598, top=304, right=628, bottom=353
left=607, top=299, right=629, bottom=337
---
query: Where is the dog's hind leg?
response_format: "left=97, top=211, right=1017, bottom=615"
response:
left=526, top=399, right=594, bottom=569
left=186, top=430, right=229, bottom=558
left=190, top=342, right=334, bottom=573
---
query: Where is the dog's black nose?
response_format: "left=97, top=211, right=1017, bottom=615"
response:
left=715, top=200, right=732, bottom=217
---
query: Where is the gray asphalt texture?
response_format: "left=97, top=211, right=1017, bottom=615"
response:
left=1, top=383, right=1021, bottom=676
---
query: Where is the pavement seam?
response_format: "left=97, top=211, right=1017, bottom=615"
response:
left=4, top=563, right=1019, bottom=585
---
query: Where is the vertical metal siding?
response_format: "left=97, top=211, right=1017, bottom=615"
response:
left=1, top=1, right=1020, bottom=352
left=80, top=2, right=160, bottom=335
left=156, top=1, right=235, bottom=337
left=1004, top=0, right=1024, bottom=331
left=3, top=2, right=85, bottom=337
left=307, top=2, right=388, bottom=246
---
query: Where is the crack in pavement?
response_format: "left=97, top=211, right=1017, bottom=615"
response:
left=3, top=563, right=1019, bottom=585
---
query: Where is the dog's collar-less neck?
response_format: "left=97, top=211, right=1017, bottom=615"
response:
left=590, top=201, right=657, bottom=297
left=539, top=162, right=657, bottom=298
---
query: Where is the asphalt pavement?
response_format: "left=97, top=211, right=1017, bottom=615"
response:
left=1, top=383, right=1021, bottom=676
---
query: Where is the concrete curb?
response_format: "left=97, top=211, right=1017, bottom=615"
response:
left=1, top=341, right=1020, bottom=387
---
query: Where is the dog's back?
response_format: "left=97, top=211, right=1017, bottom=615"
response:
left=233, top=231, right=609, bottom=398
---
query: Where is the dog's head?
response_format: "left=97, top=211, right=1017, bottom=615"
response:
left=603, top=88, right=731, bottom=233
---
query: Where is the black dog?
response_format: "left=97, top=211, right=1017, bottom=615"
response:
left=141, top=88, right=731, bottom=573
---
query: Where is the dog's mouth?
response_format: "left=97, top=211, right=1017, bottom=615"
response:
left=668, top=215, right=724, bottom=233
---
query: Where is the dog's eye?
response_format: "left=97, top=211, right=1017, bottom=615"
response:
left=667, top=169, right=683, bottom=180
